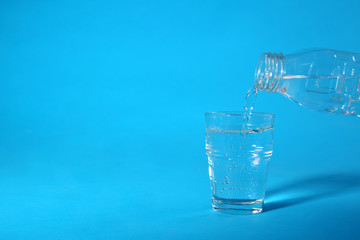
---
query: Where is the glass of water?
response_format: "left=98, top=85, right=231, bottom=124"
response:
left=205, top=111, right=274, bottom=214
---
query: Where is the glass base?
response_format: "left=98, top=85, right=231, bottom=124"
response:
left=212, top=198, right=264, bottom=215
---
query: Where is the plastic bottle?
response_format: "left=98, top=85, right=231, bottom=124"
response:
left=255, top=49, right=360, bottom=116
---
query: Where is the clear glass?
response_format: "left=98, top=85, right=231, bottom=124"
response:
left=205, top=112, right=274, bottom=214
left=255, top=49, right=360, bottom=116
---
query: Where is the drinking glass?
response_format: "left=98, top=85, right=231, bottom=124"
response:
left=205, top=111, right=275, bottom=214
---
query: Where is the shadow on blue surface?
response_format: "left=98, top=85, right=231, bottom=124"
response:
left=264, top=173, right=360, bottom=212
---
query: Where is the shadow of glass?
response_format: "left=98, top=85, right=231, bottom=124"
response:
left=264, top=172, right=360, bottom=212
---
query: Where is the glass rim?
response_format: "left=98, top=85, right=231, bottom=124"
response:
left=205, top=111, right=275, bottom=118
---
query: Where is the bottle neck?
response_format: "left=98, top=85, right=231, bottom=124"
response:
left=255, top=52, right=285, bottom=93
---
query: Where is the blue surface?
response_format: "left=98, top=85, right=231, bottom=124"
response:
left=1, top=0, right=360, bottom=239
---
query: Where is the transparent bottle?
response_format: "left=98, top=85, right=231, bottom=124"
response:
left=254, top=49, right=360, bottom=116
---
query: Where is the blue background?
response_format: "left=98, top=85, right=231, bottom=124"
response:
left=1, top=0, right=360, bottom=239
